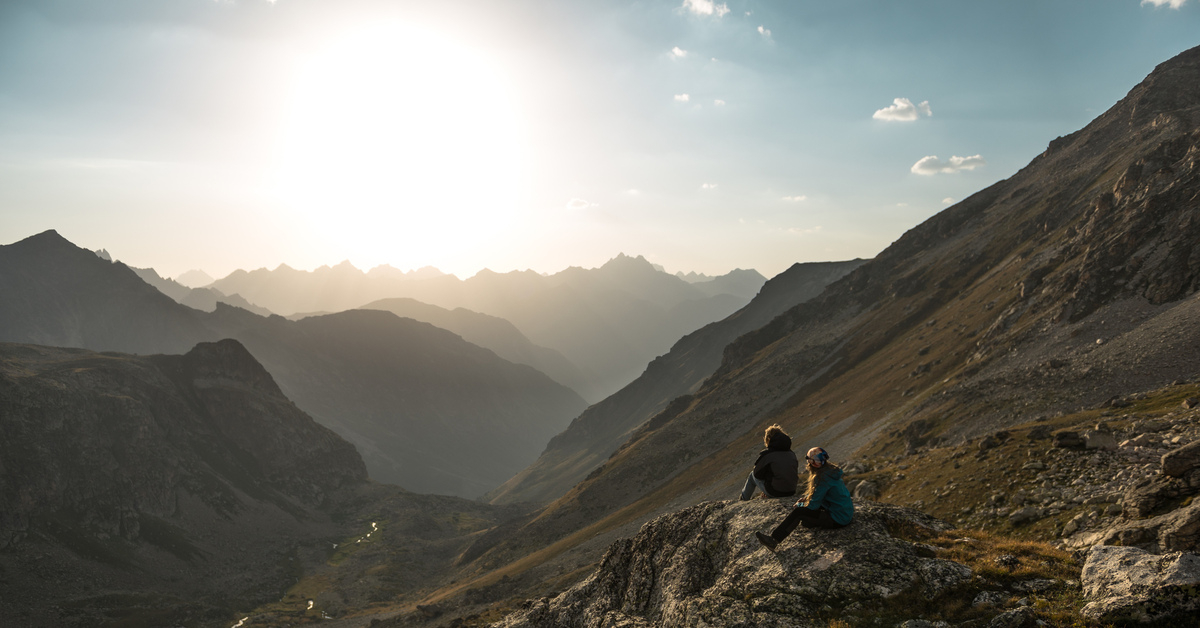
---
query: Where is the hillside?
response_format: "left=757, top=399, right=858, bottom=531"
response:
left=131, top=265, right=274, bottom=316
left=395, top=44, right=1200, bottom=625
left=486, top=259, right=865, bottom=505
left=358, top=297, right=589, bottom=399
left=0, top=340, right=366, bottom=625
left=0, top=232, right=587, bottom=498
left=212, top=253, right=765, bottom=401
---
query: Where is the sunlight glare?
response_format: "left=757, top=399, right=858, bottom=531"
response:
left=271, top=22, right=528, bottom=270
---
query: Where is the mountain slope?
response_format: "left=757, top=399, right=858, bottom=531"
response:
left=132, top=265, right=275, bottom=316
left=358, top=297, right=589, bottom=399
left=0, top=339, right=366, bottom=625
left=426, top=44, right=1200, bottom=609
left=486, top=259, right=865, bottom=505
left=0, top=232, right=587, bottom=497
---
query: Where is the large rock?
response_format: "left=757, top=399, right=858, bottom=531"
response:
left=1075, top=502, right=1200, bottom=553
left=496, top=501, right=967, bottom=628
left=1121, top=475, right=1190, bottom=519
left=1162, top=440, right=1200, bottom=478
left=1082, top=430, right=1119, bottom=451
left=1081, top=545, right=1200, bottom=623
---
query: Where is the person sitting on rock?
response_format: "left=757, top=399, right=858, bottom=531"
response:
left=740, top=424, right=799, bottom=501
left=755, top=446, right=854, bottom=550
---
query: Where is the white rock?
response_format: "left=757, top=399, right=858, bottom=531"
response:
left=1081, top=545, right=1200, bottom=623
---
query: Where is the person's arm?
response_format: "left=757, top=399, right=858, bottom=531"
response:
left=802, top=482, right=830, bottom=510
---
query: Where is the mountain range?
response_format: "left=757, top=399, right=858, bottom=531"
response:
left=207, top=254, right=767, bottom=401
left=0, top=232, right=586, bottom=497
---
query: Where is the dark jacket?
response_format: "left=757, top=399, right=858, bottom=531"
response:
left=752, top=433, right=799, bottom=497
left=801, top=467, right=854, bottom=525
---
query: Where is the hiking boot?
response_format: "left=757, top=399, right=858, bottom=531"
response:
left=755, top=531, right=778, bottom=551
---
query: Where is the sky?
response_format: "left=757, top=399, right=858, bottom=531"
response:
left=0, top=0, right=1197, bottom=281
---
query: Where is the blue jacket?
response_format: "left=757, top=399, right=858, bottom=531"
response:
left=800, top=467, right=854, bottom=525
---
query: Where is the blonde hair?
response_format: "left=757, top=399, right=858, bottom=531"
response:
left=763, top=424, right=787, bottom=447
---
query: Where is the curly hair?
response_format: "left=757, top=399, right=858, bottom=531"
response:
left=763, top=424, right=788, bottom=447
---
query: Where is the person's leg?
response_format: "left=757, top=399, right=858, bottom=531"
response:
left=740, top=473, right=758, bottom=501
left=770, top=506, right=822, bottom=541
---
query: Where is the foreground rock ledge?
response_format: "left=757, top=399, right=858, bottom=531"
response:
left=1081, top=545, right=1200, bottom=624
left=495, top=500, right=968, bottom=628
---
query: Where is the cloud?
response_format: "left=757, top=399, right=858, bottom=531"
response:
left=757, top=25, right=772, bottom=38
left=787, top=226, right=823, bottom=236
left=671, top=46, right=688, bottom=58
left=682, top=0, right=730, bottom=17
left=911, top=154, right=986, bottom=175
left=942, top=197, right=955, bottom=205
left=674, top=93, right=690, bottom=102
left=701, top=183, right=718, bottom=189
left=873, top=98, right=932, bottom=122
left=714, top=99, right=726, bottom=106
left=781, top=195, right=807, bottom=202
left=1141, top=0, right=1187, bottom=8
left=566, top=198, right=597, bottom=211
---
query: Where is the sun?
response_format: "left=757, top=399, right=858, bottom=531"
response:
left=270, top=22, right=528, bottom=271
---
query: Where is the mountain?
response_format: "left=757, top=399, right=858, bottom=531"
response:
left=175, top=268, right=214, bottom=287
left=207, top=305, right=588, bottom=497
left=486, top=259, right=865, bottom=505
left=209, top=260, right=449, bottom=316
left=357, top=297, right=591, bottom=399
left=399, top=45, right=1200, bottom=621
left=210, top=253, right=766, bottom=401
left=0, top=232, right=587, bottom=498
left=131, top=265, right=275, bottom=316
left=0, top=339, right=366, bottom=624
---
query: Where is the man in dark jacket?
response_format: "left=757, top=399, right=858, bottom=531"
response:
left=740, top=424, right=799, bottom=500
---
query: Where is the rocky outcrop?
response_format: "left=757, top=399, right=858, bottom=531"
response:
left=496, top=500, right=970, bottom=628
left=1082, top=545, right=1200, bottom=623
left=1162, top=439, right=1200, bottom=478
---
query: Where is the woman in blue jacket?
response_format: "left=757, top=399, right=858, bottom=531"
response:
left=755, top=446, right=853, bottom=550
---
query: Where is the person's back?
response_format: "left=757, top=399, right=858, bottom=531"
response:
left=754, top=446, right=854, bottom=551
left=740, top=424, right=798, bottom=500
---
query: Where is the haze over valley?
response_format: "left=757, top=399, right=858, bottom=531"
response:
left=3, top=1, right=1200, bottom=627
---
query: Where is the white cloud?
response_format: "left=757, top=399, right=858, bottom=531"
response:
left=674, top=93, right=690, bottom=102
left=873, top=98, right=932, bottom=122
left=701, top=183, right=718, bottom=189
left=757, top=25, right=772, bottom=38
left=942, top=197, right=955, bottom=205
left=671, top=46, right=688, bottom=58
left=714, top=99, right=726, bottom=106
left=782, top=195, right=807, bottom=202
left=566, top=198, right=597, bottom=211
left=1141, top=0, right=1187, bottom=8
left=682, top=0, right=730, bottom=17
left=787, top=226, right=823, bottom=236
left=911, top=155, right=986, bottom=175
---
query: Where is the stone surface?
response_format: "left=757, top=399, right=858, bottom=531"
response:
left=1053, top=431, right=1084, bottom=449
left=1121, top=475, right=1187, bottom=519
left=495, top=500, right=965, bottom=628
left=1081, top=545, right=1200, bottom=623
left=1082, top=430, right=1119, bottom=451
left=1162, top=439, right=1200, bottom=478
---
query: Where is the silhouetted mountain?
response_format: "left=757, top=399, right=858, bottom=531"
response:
left=414, top=45, right=1200, bottom=616
left=207, top=306, right=587, bottom=497
left=0, top=339, right=366, bottom=624
left=175, top=268, right=214, bottom=287
left=486, top=259, right=864, bottom=504
left=131, top=266, right=275, bottom=316
left=358, top=297, right=591, bottom=399
left=689, top=268, right=767, bottom=300
left=209, top=253, right=765, bottom=401
left=0, top=232, right=586, bottom=497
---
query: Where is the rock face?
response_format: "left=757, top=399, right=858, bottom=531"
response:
left=496, top=500, right=968, bottom=628
left=1082, top=545, right=1200, bottom=623
left=1162, top=439, right=1200, bottom=477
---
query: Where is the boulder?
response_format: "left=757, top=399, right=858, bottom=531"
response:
left=495, top=500, right=968, bottom=628
left=1162, top=440, right=1200, bottom=478
left=987, top=607, right=1037, bottom=628
left=1121, top=475, right=1187, bottom=519
left=1082, top=430, right=1118, bottom=451
left=1052, top=430, right=1084, bottom=449
left=1081, top=545, right=1200, bottom=623
left=852, top=480, right=879, bottom=500
left=1008, top=507, right=1043, bottom=525
left=1183, top=397, right=1199, bottom=409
